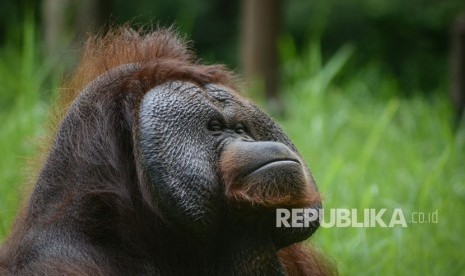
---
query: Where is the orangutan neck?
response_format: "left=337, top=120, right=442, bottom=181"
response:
left=211, top=222, right=285, bottom=276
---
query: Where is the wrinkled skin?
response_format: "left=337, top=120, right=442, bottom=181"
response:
left=139, top=81, right=320, bottom=274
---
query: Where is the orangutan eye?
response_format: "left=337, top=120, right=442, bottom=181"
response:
left=235, top=124, right=246, bottom=134
left=208, top=119, right=223, bottom=132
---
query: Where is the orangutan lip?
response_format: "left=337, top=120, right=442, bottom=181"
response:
left=245, top=158, right=300, bottom=176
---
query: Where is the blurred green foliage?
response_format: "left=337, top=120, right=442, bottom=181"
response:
left=285, top=0, right=465, bottom=94
left=277, top=37, right=465, bottom=274
left=2, top=0, right=463, bottom=95
left=0, top=13, right=51, bottom=235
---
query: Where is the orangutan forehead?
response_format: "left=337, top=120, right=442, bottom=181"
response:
left=204, top=83, right=244, bottom=102
left=141, top=81, right=247, bottom=108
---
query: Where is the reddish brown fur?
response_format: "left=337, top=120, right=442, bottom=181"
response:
left=0, top=27, right=335, bottom=276
left=60, top=26, right=235, bottom=112
left=278, top=244, right=336, bottom=276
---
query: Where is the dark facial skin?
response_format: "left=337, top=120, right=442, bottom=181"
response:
left=139, top=81, right=321, bottom=274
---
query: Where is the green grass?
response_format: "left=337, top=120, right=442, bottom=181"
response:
left=0, top=23, right=464, bottom=275
left=277, top=39, right=465, bottom=275
left=0, top=14, right=56, bottom=236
